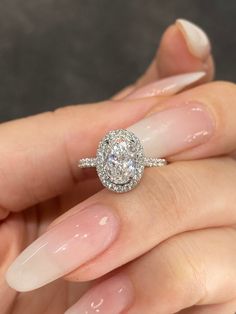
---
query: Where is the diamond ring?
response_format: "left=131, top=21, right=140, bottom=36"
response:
left=78, top=129, right=167, bottom=193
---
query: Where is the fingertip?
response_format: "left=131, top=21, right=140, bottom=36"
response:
left=157, top=20, right=214, bottom=81
left=176, top=19, right=211, bottom=60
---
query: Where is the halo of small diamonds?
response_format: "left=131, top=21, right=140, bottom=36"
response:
left=78, top=129, right=167, bottom=193
left=96, top=129, right=145, bottom=193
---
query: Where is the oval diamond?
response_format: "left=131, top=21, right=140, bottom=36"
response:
left=105, top=139, right=136, bottom=184
left=96, top=129, right=145, bottom=192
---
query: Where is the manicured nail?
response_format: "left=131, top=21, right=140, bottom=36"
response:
left=128, top=103, right=215, bottom=158
left=6, top=205, right=120, bottom=292
left=176, top=19, right=211, bottom=60
left=65, top=274, right=134, bottom=314
left=126, top=72, right=205, bottom=99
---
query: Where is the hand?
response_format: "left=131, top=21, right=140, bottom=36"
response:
left=1, top=20, right=220, bottom=314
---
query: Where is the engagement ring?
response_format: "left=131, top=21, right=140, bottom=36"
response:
left=79, top=129, right=167, bottom=193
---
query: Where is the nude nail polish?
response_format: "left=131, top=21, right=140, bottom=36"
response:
left=176, top=19, right=211, bottom=60
left=126, top=72, right=205, bottom=99
left=65, top=274, right=134, bottom=314
left=6, top=205, right=120, bottom=292
left=128, top=103, right=215, bottom=158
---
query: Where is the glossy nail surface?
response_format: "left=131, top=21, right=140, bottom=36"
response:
left=6, top=205, right=120, bottom=292
left=65, top=274, right=134, bottom=314
left=129, top=103, right=214, bottom=158
left=176, top=19, right=211, bottom=60
left=126, top=72, right=205, bottom=99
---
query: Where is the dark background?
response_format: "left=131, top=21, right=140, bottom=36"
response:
left=0, top=0, right=235, bottom=122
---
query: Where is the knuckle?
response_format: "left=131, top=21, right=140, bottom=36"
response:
left=157, top=236, right=207, bottom=311
left=143, top=163, right=201, bottom=228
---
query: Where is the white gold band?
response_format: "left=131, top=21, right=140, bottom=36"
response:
left=79, top=157, right=167, bottom=168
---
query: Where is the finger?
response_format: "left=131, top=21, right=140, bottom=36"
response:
left=0, top=97, right=160, bottom=213
left=111, top=81, right=236, bottom=165
left=7, top=157, right=236, bottom=291
left=129, top=81, right=236, bottom=160
left=0, top=215, right=21, bottom=313
left=1, top=77, right=232, bottom=214
left=114, top=19, right=214, bottom=99
left=125, top=71, right=206, bottom=100
left=156, top=19, right=214, bottom=82
left=114, top=80, right=236, bottom=166
left=65, top=227, right=236, bottom=314
left=179, top=298, right=236, bottom=314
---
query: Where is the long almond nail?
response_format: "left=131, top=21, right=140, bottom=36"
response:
left=6, top=205, right=120, bottom=292
left=128, top=103, right=215, bottom=158
left=65, top=274, right=134, bottom=314
left=176, top=19, right=211, bottom=60
left=126, top=72, right=205, bottom=99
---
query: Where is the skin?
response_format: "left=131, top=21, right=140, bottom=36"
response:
left=2, top=23, right=236, bottom=314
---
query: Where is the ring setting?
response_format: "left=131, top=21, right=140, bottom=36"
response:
left=79, top=129, right=167, bottom=193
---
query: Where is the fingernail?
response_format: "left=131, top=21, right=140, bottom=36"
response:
left=128, top=103, right=215, bottom=158
left=176, top=19, right=211, bottom=60
left=126, top=72, right=205, bottom=99
left=65, top=274, right=134, bottom=314
left=6, top=205, right=120, bottom=292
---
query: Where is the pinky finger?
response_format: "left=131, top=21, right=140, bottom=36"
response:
left=65, top=227, right=236, bottom=314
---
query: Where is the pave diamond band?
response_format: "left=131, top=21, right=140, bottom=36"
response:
left=79, top=158, right=97, bottom=168
left=78, top=129, right=167, bottom=193
left=79, top=157, right=167, bottom=168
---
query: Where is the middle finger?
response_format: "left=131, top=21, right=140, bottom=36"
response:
left=6, top=157, right=236, bottom=291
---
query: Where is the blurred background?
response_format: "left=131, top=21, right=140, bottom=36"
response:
left=0, top=0, right=235, bottom=122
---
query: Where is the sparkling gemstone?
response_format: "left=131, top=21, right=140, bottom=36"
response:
left=96, top=129, right=145, bottom=193
left=105, top=139, right=136, bottom=184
